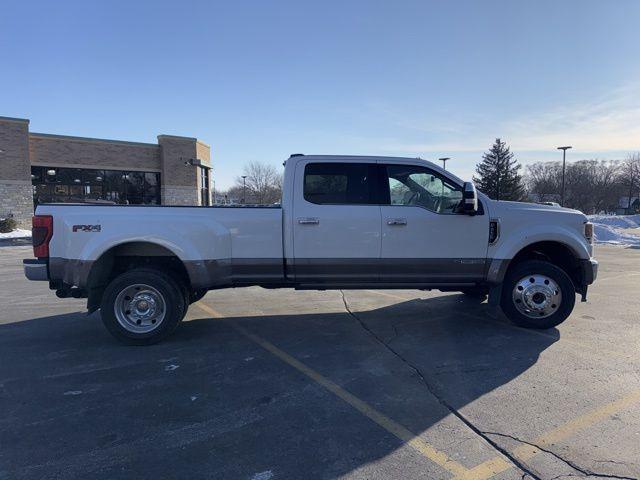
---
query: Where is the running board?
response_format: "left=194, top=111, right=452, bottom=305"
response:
left=294, top=282, right=477, bottom=290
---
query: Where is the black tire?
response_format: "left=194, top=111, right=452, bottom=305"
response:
left=500, top=260, right=575, bottom=329
left=177, top=280, right=190, bottom=321
left=100, top=268, right=185, bottom=345
left=189, top=289, right=207, bottom=304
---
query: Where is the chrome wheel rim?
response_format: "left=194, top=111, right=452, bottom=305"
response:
left=114, top=284, right=166, bottom=334
left=512, top=274, right=562, bottom=319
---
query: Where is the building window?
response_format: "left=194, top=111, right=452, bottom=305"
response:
left=200, top=167, right=210, bottom=206
left=31, top=166, right=161, bottom=207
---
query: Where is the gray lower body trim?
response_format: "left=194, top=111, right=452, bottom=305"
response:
left=293, top=258, right=488, bottom=284
left=379, top=258, right=487, bottom=283
left=48, top=256, right=494, bottom=290
left=49, top=257, right=94, bottom=288
left=486, top=258, right=510, bottom=284
left=292, top=258, right=377, bottom=282
left=185, top=258, right=284, bottom=289
left=295, top=282, right=476, bottom=290
left=48, top=257, right=285, bottom=290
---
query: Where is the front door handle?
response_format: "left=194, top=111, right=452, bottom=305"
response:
left=298, top=217, right=320, bottom=225
left=387, top=218, right=407, bottom=226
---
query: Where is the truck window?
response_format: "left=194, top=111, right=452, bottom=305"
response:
left=304, top=163, right=377, bottom=205
left=385, top=165, right=463, bottom=214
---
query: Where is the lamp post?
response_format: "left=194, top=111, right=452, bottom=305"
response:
left=439, top=157, right=450, bottom=170
left=241, top=175, right=247, bottom=204
left=557, top=146, right=572, bottom=206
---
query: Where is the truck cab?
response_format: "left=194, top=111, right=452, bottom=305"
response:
left=283, top=156, right=489, bottom=285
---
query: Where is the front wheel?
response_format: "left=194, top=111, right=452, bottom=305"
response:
left=500, top=260, right=575, bottom=329
left=100, top=268, right=185, bottom=345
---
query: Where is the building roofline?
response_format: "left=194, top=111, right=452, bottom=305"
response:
left=0, top=115, right=30, bottom=124
left=30, top=132, right=159, bottom=148
left=157, top=134, right=198, bottom=142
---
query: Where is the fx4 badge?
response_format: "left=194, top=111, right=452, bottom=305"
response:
left=72, top=225, right=101, bottom=233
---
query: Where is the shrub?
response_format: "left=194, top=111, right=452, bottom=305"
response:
left=0, top=218, right=18, bottom=233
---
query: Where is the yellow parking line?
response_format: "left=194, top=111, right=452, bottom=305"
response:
left=454, top=457, right=513, bottom=480
left=459, top=388, right=640, bottom=479
left=195, top=301, right=477, bottom=478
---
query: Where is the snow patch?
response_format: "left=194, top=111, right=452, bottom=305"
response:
left=588, top=214, right=640, bottom=247
left=588, top=214, right=640, bottom=229
left=0, top=229, right=31, bottom=239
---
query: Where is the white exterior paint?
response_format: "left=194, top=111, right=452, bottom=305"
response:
left=486, top=200, right=593, bottom=261
left=38, top=205, right=283, bottom=263
left=377, top=157, right=490, bottom=261
left=291, top=157, right=381, bottom=260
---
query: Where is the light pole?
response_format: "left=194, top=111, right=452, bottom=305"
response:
left=439, top=157, right=450, bottom=170
left=241, top=175, right=247, bottom=204
left=557, top=146, right=572, bottom=206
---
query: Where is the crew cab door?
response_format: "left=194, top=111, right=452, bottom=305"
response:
left=292, top=161, right=381, bottom=283
left=378, top=161, right=490, bottom=283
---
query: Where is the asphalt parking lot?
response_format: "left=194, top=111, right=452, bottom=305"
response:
left=1, top=245, right=639, bottom=480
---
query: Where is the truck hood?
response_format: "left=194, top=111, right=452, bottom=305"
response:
left=485, top=199, right=588, bottom=223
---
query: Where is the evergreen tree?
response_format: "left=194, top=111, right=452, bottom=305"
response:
left=473, top=138, right=526, bottom=201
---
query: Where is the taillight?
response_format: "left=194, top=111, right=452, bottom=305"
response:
left=32, top=215, right=53, bottom=258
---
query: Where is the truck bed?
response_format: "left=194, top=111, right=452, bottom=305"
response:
left=36, top=203, right=285, bottom=289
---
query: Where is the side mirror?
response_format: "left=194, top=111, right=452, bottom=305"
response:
left=462, top=182, right=478, bottom=215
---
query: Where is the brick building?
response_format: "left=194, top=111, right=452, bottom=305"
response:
left=0, top=116, right=212, bottom=227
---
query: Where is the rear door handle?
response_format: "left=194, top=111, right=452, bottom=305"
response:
left=387, top=218, right=407, bottom=226
left=298, top=217, right=320, bottom=225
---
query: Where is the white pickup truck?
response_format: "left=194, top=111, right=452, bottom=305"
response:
left=24, top=154, right=598, bottom=345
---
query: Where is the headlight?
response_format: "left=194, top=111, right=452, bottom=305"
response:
left=584, top=222, right=594, bottom=244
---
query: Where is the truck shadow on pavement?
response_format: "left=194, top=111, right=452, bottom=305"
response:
left=0, top=294, right=559, bottom=480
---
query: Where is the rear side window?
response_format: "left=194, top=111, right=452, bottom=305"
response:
left=304, top=163, right=377, bottom=205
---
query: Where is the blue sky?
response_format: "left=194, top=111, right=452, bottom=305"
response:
left=2, top=0, right=639, bottom=189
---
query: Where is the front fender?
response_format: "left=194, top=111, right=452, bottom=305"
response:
left=486, top=224, right=590, bottom=284
left=491, top=224, right=590, bottom=260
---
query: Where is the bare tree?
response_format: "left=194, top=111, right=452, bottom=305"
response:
left=525, top=159, right=625, bottom=214
left=591, top=160, right=622, bottom=213
left=233, top=161, right=283, bottom=204
left=525, top=162, right=562, bottom=202
left=620, top=153, right=640, bottom=211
